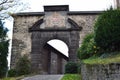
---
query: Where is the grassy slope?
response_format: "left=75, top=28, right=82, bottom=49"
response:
left=1, top=76, right=25, bottom=80
left=61, top=74, right=81, bottom=80
left=1, top=78, right=16, bottom=80
left=83, top=54, right=120, bottom=64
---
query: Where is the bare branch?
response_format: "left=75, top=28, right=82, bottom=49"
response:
left=0, top=0, right=8, bottom=5
left=0, top=0, right=29, bottom=19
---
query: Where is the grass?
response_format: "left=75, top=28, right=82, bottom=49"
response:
left=0, top=76, right=25, bottom=80
left=83, top=54, right=120, bottom=65
left=0, top=73, right=42, bottom=80
left=0, top=78, right=16, bottom=80
left=61, top=74, right=81, bottom=80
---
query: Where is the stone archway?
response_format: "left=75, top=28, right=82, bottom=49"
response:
left=11, top=5, right=82, bottom=74
left=10, top=5, right=101, bottom=74
left=28, top=6, right=82, bottom=74
left=29, top=18, right=81, bottom=74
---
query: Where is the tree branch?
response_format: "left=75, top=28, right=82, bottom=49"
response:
left=0, top=0, right=8, bottom=5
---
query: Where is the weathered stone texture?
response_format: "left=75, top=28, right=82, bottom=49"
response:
left=30, top=30, right=79, bottom=74
left=11, top=14, right=98, bottom=71
left=81, top=63, right=120, bottom=80
left=116, top=0, right=120, bottom=8
left=11, top=5, right=100, bottom=74
left=11, top=14, right=98, bottom=72
left=11, top=16, right=43, bottom=68
left=45, top=12, right=67, bottom=28
left=50, top=51, right=58, bottom=74
left=68, top=15, right=98, bottom=45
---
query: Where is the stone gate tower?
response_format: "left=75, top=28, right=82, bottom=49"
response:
left=11, top=5, right=102, bottom=74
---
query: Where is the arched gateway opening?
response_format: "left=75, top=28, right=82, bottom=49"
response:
left=28, top=5, right=82, bottom=74
left=47, top=39, right=69, bottom=57
left=44, top=39, right=69, bottom=74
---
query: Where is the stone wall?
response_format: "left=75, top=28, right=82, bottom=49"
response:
left=11, top=14, right=98, bottom=69
left=116, top=0, right=120, bottom=8
left=68, top=15, right=98, bottom=45
left=11, top=16, right=43, bottom=68
left=30, top=30, right=79, bottom=74
left=11, top=5, right=100, bottom=73
left=81, top=63, right=120, bottom=80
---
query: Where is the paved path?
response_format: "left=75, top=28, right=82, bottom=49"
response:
left=22, top=75, right=63, bottom=80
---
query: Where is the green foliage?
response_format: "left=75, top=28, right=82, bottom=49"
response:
left=0, top=20, right=9, bottom=78
left=61, top=74, right=81, bottom=80
left=83, top=52, right=120, bottom=64
left=8, top=69, right=17, bottom=77
left=65, top=62, right=78, bottom=74
left=1, top=76, right=25, bottom=80
left=15, top=55, right=31, bottom=76
left=78, top=9, right=120, bottom=60
left=1, top=77, right=16, bottom=80
left=94, top=9, right=120, bottom=52
left=77, top=33, right=100, bottom=60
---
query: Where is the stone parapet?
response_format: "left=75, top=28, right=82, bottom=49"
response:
left=81, top=63, right=120, bottom=80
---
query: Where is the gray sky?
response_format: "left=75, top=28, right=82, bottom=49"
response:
left=7, top=0, right=115, bottom=68
left=26, top=0, right=115, bottom=12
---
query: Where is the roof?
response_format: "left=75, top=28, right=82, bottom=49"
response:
left=44, top=5, right=69, bottom=11
left=67, top=11, right=103, bottom=15
left=11, top=12, right=45, bottom=16
left=11, top=11, right=103, bottom=17
left=11, top=5, right=103, bottom=16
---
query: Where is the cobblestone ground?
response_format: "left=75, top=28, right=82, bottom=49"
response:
left=22, top=75, right=63, bottom=80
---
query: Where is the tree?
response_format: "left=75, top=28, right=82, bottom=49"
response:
left=94, top=9, right=120, bottom=52
left=0, top=0, right=28, bottom=19
left=77, top=33, right=100, bottom=60
left=0, top=20, right=9, bottom=78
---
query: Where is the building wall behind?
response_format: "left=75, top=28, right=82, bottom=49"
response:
left=117, top=0, right=120, bottom=8
left=115, top=0, right=120, bottom=8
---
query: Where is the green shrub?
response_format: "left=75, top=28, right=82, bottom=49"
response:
left=94, top=9, right=120, bottom=52
left=77, top=33, right=100, bottom=60
left=65, top=62, right=78, bottom=74
left=61, top=74, right=81, bottom=80
left=15, top=55, right=31, bottom=76
left=8, top=69, right=17, bottom=77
